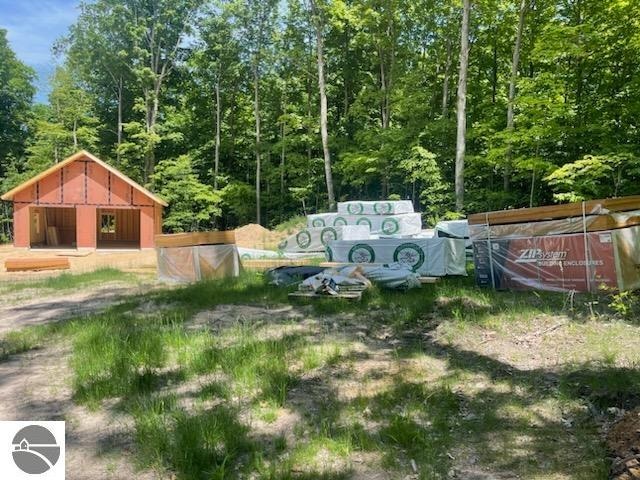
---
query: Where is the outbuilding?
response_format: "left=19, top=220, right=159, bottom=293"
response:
left=1, top=150, right=167, bottom=249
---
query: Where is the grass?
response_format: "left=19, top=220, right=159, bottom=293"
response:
left=0, top=268, right=636, bottom=478
left=0, top=267, right=138, bottom=294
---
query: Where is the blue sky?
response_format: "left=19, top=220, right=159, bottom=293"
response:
left=0, top=0, right=81, bottom=103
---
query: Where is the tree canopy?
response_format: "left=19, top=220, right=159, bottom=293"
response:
left=1, top=0, right=639, bottom=235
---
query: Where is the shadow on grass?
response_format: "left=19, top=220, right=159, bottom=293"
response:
left=1, top=270, right=636, bottom=478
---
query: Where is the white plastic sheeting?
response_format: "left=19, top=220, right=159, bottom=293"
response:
left=279, top=225, right=370, bottom=252
left=435, top=220, right=469, bottom=239
left=337, top=200, right=414, bottom=215
left=326, top=237, right=467, bottom=276
left=157, top=244, right=241, bottom=283
left=306, top=212, right=422, bottom=236
left=236, top=247, right=319, bottom=260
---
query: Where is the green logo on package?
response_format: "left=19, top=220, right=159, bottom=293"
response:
left=296, top=230, right=312, bottom=249
left=325, top=245, right=333, bottom=262
left=374, top=201, right=392, bottom=214
left=312, top=217, right=325, bottom=227
left=356, top=217, right=372, bottom=229
left=320, top=227, right=338, bottom=245
left=347, top=202, right=364, bottom=214
left=348, top=243, right=376, bottom=263
left=333, top=216, right=348, bottom=226
left=381, top=218, right=400, bottom=235
left=393, top=243, right=425, bottom=271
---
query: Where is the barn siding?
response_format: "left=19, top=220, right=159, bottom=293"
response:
left=8, top=154, right=163, bottom=249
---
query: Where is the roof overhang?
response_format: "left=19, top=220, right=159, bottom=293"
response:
left=1, top=150, right=168, bottom=207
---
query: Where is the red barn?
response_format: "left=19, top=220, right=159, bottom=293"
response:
left=1, top=150, right=167, bottom=249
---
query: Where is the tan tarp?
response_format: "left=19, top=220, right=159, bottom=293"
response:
left=157, top=244, right=241, bottom=282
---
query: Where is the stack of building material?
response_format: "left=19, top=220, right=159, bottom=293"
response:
left=155, top=231, right=241, bottom=282
left=5, top=257, right=70, bottom=272
left=278, top=225, right=370, bottom=253
left=326, top=238, right=466, bottom=277
left=469, top=195, right=640, bottom=292
left=307, top=212, right=422, bottom=236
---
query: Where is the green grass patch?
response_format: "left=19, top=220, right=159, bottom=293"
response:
left=0, top=267, right=137, bottom=294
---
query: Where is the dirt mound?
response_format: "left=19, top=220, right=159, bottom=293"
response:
left=608, top=408, right=640, bottom=479
left=234, top=223, right=288, bottom=250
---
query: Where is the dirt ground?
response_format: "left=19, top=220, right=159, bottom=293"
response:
left=0, top=244, right=157, bottom=279
left=1, top=275, right=639, bottom=479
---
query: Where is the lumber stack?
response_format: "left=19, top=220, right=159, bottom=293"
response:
left=470, top=195, right=640, bottom=293
left=155, top=230, right=240, bottom=283
left=155, top=230, right=236, bottom=248
left=5, top=257, right=70, bottom=272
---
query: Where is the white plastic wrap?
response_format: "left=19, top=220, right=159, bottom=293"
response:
left=157, top=244, right=241, bottom=283
left=337, top=200, right=414, bottom=215
left=236, top=247, right=319, bottom=260
left=326, top=238, right=467, bottom=276
left=278, top=225, right=370, bottom=253
left=306, top=212, right=422, bottom=236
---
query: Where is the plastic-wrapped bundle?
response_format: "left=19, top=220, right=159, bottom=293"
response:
left=337, top=200, right=414, bottom=215
left=157, top=244, right=241, bottom=283
left=278, top=225, right=370, bottom=252
left=236, top=247, right=319, bottom=260
left=306, top=212, right=422, bottom=236
left=326, top=237, right=466, bottom=276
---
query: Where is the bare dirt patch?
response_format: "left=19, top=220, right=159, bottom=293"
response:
left=0, top=343, right=159, bottom=480
left=608, top=408, right=640, bottom=479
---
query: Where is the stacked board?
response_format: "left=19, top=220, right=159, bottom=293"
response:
left=470, top=196, right=640, bottom=292
left=5, top=257, right=70, bottom=272
left=337, top=200, right=414, bottom=215
left=326, top=238, right=466, bottom=277
left=279, top=225, right=370, bottom=253
left=307, top=212, right=422, bottom=236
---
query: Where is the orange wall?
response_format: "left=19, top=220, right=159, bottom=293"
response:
left=11, top=156, right=162, bottom=248
left=13, top=203, right=29, bottom=247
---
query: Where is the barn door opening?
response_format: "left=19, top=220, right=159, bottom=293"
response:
left=30, top=207, right=77, bottom=248
left=96, top=208, right=140, bottom=249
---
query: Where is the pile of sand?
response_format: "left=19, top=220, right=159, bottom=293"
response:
left=234, top=224, right=288, bottom=250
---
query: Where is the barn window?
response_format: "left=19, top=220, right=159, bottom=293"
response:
left=100, top=213, right=116, bottom=234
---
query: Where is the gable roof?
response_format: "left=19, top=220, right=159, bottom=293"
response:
left=1, top=150, right=168, bottom=206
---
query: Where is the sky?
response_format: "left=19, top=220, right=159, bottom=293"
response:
left=0, top=0, right=81, bottom=103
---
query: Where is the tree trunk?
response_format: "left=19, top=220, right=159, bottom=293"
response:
left=441, top=36, right=452, bottom=118
left=214, top=76, right=221, bottom=190
left=253, top=64, right=262, bottom=225
left=280, top=122, right=286, bottom=195
left=504, top=0, right=528, bottom=191
left=455, top=0, right=471, bottom=212
left=310, top=0, right=335, bottom=210
left=73, top=119, right=78, bottom=149
left=116, top=76, right=123, bottom=163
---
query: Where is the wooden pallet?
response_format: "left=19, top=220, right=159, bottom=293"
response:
left=155, top=231, right=236, bottom=248
left=5, top=257, right=70, bottom=272
left=468, top=195, right=640, bottom=226
left=289, top=290, right=363, bottom=301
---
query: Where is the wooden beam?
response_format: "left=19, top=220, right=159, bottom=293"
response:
left=241, top=258, right=317, bottom=270
left=468, top=196, right=640, bottom=226
left=155, top=231, right=236, bottom=248
left=5, top=257, right=70, bottom=272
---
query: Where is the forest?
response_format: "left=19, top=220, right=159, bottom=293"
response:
left=1, top=0, right=639, bottom=237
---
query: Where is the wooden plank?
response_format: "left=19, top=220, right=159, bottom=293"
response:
left=318, top=261, right=385, bottom=268
left=289, top=290, right=363, bottom=301
left=241, top=258, right=316, bottom=270
left=46, top=226, right=59, bottom=246
left=155, top=231, right=236, bottom=248
left=468, top=195, right=640, bottom=226
left=5, top=257, right=70, bottom=272
left=418, top=277, right=439, bottom=284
